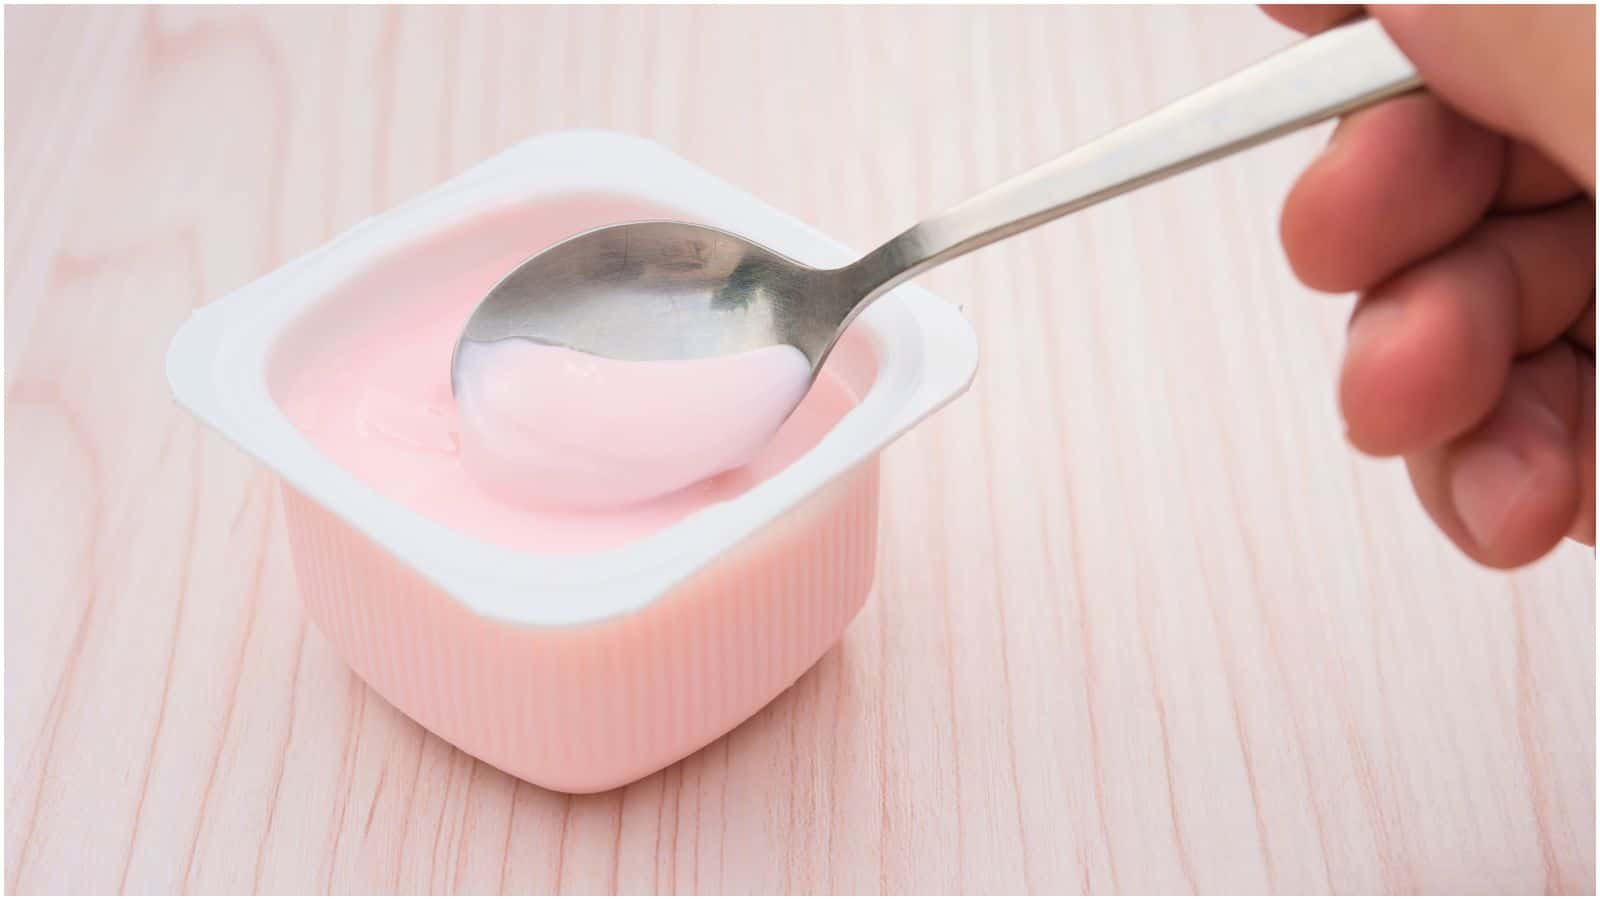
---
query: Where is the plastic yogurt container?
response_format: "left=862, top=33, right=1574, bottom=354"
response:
left=166, top=131, right=979, bottom=793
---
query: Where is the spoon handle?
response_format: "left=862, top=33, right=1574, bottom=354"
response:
left=836, top=17, right=1420, bottom=310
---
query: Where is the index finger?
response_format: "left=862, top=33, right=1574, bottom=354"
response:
left=1260, top=5, right=1363, bottom=35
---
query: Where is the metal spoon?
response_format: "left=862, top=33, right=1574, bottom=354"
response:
left=454, top=18, right=1419, bottom=391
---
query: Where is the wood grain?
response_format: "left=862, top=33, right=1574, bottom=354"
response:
left=5, top=6, right=1594, bottom=894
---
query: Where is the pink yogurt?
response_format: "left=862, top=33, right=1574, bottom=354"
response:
left=276, top=196, right=859, bottom=554
left=454, top=340, right=814, bottom=509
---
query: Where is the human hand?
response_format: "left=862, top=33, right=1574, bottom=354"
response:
left=1265, top=5, right=1595, bottom=567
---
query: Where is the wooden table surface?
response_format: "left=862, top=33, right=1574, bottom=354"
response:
left=6, top=6, right=1594, bottom=894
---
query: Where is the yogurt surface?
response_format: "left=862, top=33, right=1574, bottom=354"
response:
left=276, top=199, right=858, bottom=554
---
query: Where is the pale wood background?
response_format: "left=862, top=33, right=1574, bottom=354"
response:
left=6, top=5, right=1594, bottom=894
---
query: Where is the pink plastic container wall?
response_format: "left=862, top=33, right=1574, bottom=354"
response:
left=281, top=420, right=880, bottom=795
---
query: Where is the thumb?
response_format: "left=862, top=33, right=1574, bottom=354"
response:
left=1372, top=5, right=1595, bottom=191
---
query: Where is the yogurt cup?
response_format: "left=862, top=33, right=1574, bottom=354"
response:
left=166, top=130, right=979, bottom=793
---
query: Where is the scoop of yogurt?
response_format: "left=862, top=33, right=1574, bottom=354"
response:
left=453, top=340, right=813, bottom=509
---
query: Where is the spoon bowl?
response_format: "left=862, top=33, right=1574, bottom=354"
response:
left=453, top=221, right=856, bottom=385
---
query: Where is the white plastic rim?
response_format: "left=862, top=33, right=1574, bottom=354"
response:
left=166, top=130, right=979, bottom=628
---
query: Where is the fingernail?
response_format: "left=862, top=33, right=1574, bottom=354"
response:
left=1346, top=299, right=1404, bottom=358
left=1451, top=443, right=1538, bottom=550
left=1515, top=389, right=1571, bottom=444
left=1325, top=118, right=1354, bottom=154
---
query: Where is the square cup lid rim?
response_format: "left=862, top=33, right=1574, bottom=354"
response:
left=166, top=130, right=979, bottom=628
